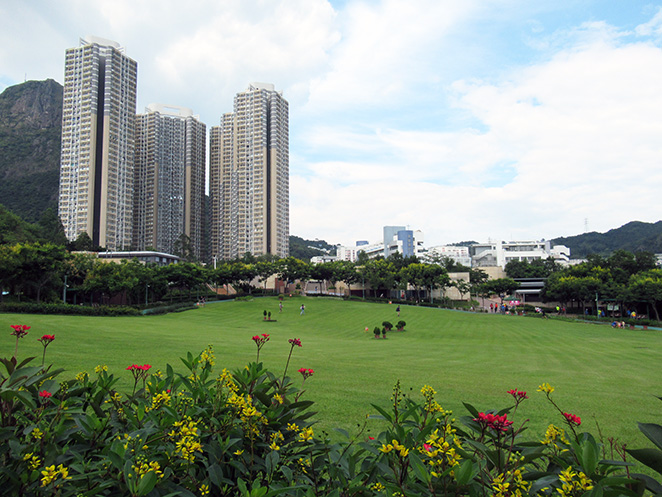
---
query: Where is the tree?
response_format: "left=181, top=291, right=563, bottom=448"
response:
left=484, top=278, right=520, bottom=305
left=334, top=260, right=360, bottom=296
left=364, top=259, right=395, bottom=298
left=11, top=242, right=66, bottom=302
left=37, top=207, right=68, bottom=246
left=254, top=260, right=276, bottom=291
left=69, top=232, right=96, bottom=252
left=275, top=257, right=310, bottom=292
left=504, top=258, right=559, bottom=278
left=628, top=269, right=662, bottom=321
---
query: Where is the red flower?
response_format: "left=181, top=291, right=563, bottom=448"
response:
left=39, top=390, right=52, bottom=399
left=423, top=443, right=432, bottom=452
left=563, top=412, right=581, bottom=426
left=252, top=334, right=270, bottom=345
left=289, top=338, right=302, bottom=347
left=368, top=436, right=375, bottom=440
left=507, top=389, right=528, bottom=402
left=126, top=364, right=152, bottom=380
left=298, top=367, right=314, bottom=379
left=474, top=412, right=514, bottom=432
left=38, top=334, right=55, bottom=345
left=10, top=325, right=30, bottom=338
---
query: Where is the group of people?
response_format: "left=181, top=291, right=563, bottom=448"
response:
left=276, top=301, right=305, bottom=315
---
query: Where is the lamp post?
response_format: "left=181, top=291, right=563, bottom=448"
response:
left=62, top=274, right=68, bottom=304
left=355, top=266, right=365, bottom=299
left=145, top=283, right=150, bottom=307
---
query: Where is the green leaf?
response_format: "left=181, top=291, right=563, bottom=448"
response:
left=409, top=452, right=431, bottom=484
left=631, top=472, right=662, bottom=495
left=625, top=448, right=662, bottom=475
left=333, top=427, right=350, bottom=439
left=455, top=459, right=474, bottom=486
left=638, top=422, right=662, bottom=452
left=136, top=471, right=158, bottom=496
left=280, top=464, right=293, bottom=482
left=238, top=478, right=248, bottom=496
left=463, top=402, right=479, bottom=418
left=584, top=484, right=603, bottom=497
left=582, top=439, right=599, bottom=475
left=370, top=403, right=393, bottom=422
left=208, top=463, right=223, bottom=486
left=265, top=450, right=279, bottom=475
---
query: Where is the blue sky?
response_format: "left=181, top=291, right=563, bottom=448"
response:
left=2, top=1, right=662, bottom=248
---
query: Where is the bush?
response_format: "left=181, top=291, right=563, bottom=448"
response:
left=396, top=320, right=406, bottom=330
left=0, top=302, right=141, bottom=316
left=1, top=324, right=657, bottom=496
left=381, top=321, right=393, bottom=331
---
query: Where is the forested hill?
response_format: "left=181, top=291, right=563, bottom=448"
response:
left=288, top=235, right=336, bottom=261
left=552, top=221, right=662, bottom=258
left=0, top=79, right=62, bottom=222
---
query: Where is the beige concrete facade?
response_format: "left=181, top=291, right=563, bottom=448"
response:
left=58, top=37, right=137, bottom=250
left=210, top=84, right=289, bottom=260
left=133, top=105, right=206, bottom=259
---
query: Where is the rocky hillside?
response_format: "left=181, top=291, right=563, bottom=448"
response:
left=0, top=79, right=62, bottom=222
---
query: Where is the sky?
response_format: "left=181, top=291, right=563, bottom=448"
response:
left=2, top=0, right=662, bottom=248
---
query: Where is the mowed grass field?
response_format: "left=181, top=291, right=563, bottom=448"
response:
left=1, top=296, right=661, bottom=448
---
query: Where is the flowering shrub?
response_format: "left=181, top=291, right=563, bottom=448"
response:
left=0, top=323, right=658, bottom=496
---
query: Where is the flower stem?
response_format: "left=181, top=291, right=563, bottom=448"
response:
left=281, top=345, right=294, bottom=386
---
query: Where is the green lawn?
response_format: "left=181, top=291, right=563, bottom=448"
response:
left=2, top=296, right=661, bottom=448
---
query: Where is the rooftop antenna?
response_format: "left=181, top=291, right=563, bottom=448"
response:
left=584, top=218, right=589, bottom=233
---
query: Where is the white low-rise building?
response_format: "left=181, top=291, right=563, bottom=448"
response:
left=470, top=240, right=570, bottom=268
left=424, top=245, right=472, bottom=267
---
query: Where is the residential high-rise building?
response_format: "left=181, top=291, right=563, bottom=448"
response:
left=58, top=36, right=138, bottom=250
left=210, top=83, right=289, bottom=260
left=133, top=104, right=206, bottom=259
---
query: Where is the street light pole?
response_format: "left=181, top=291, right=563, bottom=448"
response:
left=62, top=274, right=68, bottom=304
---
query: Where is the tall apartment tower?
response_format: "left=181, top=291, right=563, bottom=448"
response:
left=133, top=104, right=206, bottom=259
left=210, top=83, right=289, bottom=260
left=58, top=36, right=138, bottom=250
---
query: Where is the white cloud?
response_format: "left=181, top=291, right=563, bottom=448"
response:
left=292, top=17, right=662, bottom=245
left=2, top=1, right=662, bottom=248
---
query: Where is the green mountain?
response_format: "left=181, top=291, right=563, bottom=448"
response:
left=288, top=235, right=336, bottom=261
left=552, top=221, right=662, bottom=258
left=0, top=79, right=62, bottom=222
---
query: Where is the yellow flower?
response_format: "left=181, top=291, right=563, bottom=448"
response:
left=421, top=385, right=436, bottom=397
left=40, top=464, right=71, bottom=486
left=23, top=452, right=42, bottom=470
left=234, top=449, right=244, bottom=456
left=287, top=423, right=300, bottom=432
left=199, top=483, right=210, bottom=495
left=273, top=393, right=284, bottom=404
left=371, top=482, right=385, bottom=491
left=94, top=364, right=108, bottom=374
left=32, top=428, right=44, bottom=440
left=298, top=426, right=314, bottom=442
left=379, top=443, right=394, bottom=454
left=537, top=382, right=555, bottom=394
left=75, top=371, right=88, bottom=382
left=40, top=465, right=58, bottom=486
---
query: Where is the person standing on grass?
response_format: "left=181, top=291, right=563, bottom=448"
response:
left=279, top=302, right=283, bottom=313
left=396, top=305, right=400, bottom=317
left=300, top=304, right=305, bottom=315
